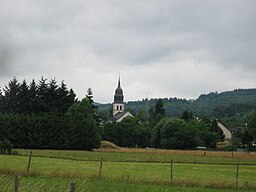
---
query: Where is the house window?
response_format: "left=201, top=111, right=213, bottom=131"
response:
left=117, top=106, right=119, bottom=110
left=120, top=106, right=122, bottom=110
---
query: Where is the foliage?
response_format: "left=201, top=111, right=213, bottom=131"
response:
left=181, top=110, right=193, bottom=121
left=247, top=111, right=256, bottom=141
left=155, top=118, right=201, bottom=149
left=151, top=118, right=167, bottom=148
left=103, top=117, right=151, bottom=148
left=154, top=99, right=165, bottom=117
left=0, top=139, right=13, bottom=154
left=0, top=77, right=76, bottom=114
left=0, top=77, right=101, bottom=150
left=98, top=89, right=256, bottom=123
left=151, top=117, right=225, bottom=149
left=66, top=99, right=101, bottom=150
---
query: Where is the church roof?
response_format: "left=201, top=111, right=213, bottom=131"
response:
left=111, top=112, right=126, bottom=121
left=115, top=77, right=123, bottom=95
left=114, top=76, right=124, bottom=103
left=111, top=111, right=133, bottom=122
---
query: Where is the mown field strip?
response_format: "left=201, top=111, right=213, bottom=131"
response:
left=0, top=154, right=255, bottom=188
left=15, top=149, right=256, bottom=165
left=1, top=175, right=255, bottom=192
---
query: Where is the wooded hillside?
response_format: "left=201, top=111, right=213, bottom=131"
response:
left=99, top=88, right=256, bottom=119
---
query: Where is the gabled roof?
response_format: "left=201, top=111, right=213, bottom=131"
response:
left=111, top=111, right=127, bottom=121
left=111, top=111, right=133, bottom=122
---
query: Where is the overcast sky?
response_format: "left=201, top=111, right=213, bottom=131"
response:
left=0, top=0, right=255, bottom=103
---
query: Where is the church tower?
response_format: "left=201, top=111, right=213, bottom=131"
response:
left=112, top=76, right=125, bottom=116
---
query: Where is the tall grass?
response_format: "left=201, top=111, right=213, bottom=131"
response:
left=0, top=175, right=256, bottom=192
left=0, top=154, right=255, bottom=189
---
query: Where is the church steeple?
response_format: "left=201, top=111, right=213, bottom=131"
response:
left=118, top=76, right=121, bottom=88
left=114, top=76, right=124, bottom=103
left=113, top=76, right=125, bottom=116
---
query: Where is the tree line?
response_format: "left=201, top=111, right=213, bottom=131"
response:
left=102, top=99, right=255, bottom=150
left=98, top=88, right=256, bottom=126
left=0, top=77, right=101, bottom=151
left=102, top=99, right=227, bottom=149
left=0, top=77, right=76, bottom=114
left=0, top=77, right=255, bottom=151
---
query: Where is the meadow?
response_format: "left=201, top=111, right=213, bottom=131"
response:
left=1, top=175, right=256, bottom=192
left=0, top=148, right=256, bottom=191
left=16, top=148, right=256, bottom=164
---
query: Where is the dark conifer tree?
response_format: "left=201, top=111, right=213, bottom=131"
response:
left=0, top=76, right=93, bottom=150
left=181, top=110, right=193, bottom=121
left=3, top=77, right=21, bottom=113
left=66, top=99, right=101, bottom=150
left=86, top=88, right=100, bottom=125
left=151, top=98, right=166, bottom=125
left=37, top=77, right=48, bottom=113
left=86, top=88, right=94, bottom=104
left=56, top=81, right=76, bottom=113
left=247, top=111, right=256, bottom=142
left=68, top=88, right=77, bottom=105
left=154, top=99, right=165, bottom=117
left=47, top=78, right=58, bottom=112
left=0, top=88, right=3, bottom=112
left=18, top=80, right=30, bottom=113
left=28, top=79, right=38, bottom=113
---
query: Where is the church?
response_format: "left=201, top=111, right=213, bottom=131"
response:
left=111, top=76, right=133, bottom=122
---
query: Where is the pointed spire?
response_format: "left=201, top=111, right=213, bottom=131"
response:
left=118, top=75, right=121, bottom=88
left=114, top=74, right=124, bottom=103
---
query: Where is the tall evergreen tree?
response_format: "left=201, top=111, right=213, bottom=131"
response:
left=86, top=88, right=100, bottom=125
left=86, top=88, right=94, bottom=104
left=68, top=88, right=76, bottom=106
left=247, top=111, right=256, bottom=142
left=66, top=99, right=101, bottom=150
left=37, top=77, right=48, bottom=113
left=0, top=77, right=79, bottom=150
left=0, top=88, right=3, bottom=112
left=28, top=79, right=38, bottom=113
left=154, top=99, right=165, bottom=116
left=151, top=99, right=166, bottom=125
left=181, top=110, right=193, bottom=121
left=47, top=78, right=58, bottom=112
left=57, top=81, right=71, bottom=113
left=3, top=77, right=21, bottom=113
left=18, top=80, right=30, bottom=113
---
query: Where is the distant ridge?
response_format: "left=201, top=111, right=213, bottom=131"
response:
left=98, top=88, right=256, bottom=118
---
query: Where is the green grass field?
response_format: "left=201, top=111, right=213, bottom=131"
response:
left=1, top=175, right=255, bottom=192
left=0, top=149, right=256, bottom=191
left=15, top=148, right=256, bottom=165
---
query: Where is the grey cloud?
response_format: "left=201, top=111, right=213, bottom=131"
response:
left=63, top=0, right=255, bottom=70
left=0, top=0, right=255, bottom=102
left=0, top=33, right=12, bottom=76
left=3, top=0, right=255, bottom=69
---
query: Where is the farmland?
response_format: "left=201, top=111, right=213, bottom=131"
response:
left=0, top=149, right=256, bottom=191
left=16, top=148, right=256, bottom=165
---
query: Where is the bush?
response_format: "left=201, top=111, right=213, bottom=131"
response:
left=0, top=139, right=13, bottom=154
left=152, top=118, right=201, bottom=149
